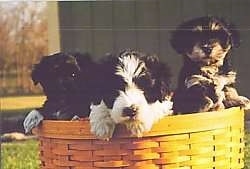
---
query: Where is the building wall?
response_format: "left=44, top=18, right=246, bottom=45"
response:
left=48, top=1, right=61, bottom=54
left=56, top=0, right=250, bottom=97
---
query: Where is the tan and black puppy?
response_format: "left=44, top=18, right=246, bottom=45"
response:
left=171, top=16, right=250, bottom=114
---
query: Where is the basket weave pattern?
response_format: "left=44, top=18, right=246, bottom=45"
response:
left=35, top=107, right=244, bottom=169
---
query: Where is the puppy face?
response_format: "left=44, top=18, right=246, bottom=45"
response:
left=111, top=84, right=148, bottom=124
left=108, top=51, right=172, bottom=136
left=89, top=50, right=172, bottom=138
left=31, top=53, right=81, bottom=95
left=170, top=16, right=239, bottom=66
left=110, top=52, right=149, bottom=124
left=187, top=41, right=231, bottom=66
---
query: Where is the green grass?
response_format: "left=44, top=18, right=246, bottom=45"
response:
left=1, top=95, right=46, bottom=133
left=1, top=140, right=39, bottom=169
left=0, top=96, right=42, bottom=169
left=1, top=95, right=46, bottom=111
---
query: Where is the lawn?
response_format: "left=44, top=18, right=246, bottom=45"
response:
left=1, top=140, right=40, bottom=169
left=1, top=96, right=42, bottom=169
left=1, top=95, right=46, bottom=111
left=1, top=95, right=46, bottom=133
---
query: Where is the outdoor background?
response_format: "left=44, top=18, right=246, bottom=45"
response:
left=1, top=0, right=250, bottom=97
left=1, top=1, right=250, bottom=169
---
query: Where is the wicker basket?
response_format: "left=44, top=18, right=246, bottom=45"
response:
left=33, top=107, right=244, bottom=169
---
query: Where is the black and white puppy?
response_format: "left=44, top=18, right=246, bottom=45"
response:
left=89, top=51, right=173, bottom=139
left=171, top=16, right=250, bottom=114
left=23, top=52, right=94, bottom=132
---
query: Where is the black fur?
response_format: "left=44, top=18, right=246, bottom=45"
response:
left=91, top=50, right=172, bottom=108
left=32, top=52, right=94, bottom=119
left=170, top=16, right=240, bottom=55
left=31, top=50, right=172, bottom=120
left=138, top=54, right=172, bottom=102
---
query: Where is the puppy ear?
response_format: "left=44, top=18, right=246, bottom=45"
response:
left=220, top=56, right=234, bottom=73
left=170, top=24, right=193, bottom=54
left=216, top=17, right=240, bottom=48
left=73, top=52, right=93, bottom=70
left=143, top=55, right=172, bottom=101
left=170, top=29, right=185, bottom=54
left=31, top=56, right=49, bottom=85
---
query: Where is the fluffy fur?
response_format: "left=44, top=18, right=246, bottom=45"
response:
left=171, top=16, right=250, bottom=114
left=24, top=50, right=173, bottom=136
left=89, top=100, right=115, bottom=139
left=23, top=109, right=44, bottom=133
left=89, top=51, right=173, bottom=139
left=31, top=52, right=95, bottom=119
left=23, top=52, right=95, bottom=133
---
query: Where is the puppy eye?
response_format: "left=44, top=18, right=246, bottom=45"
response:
left=71, top=73, right=76, bottom=77
left=201, top=42, right=209, bottom=47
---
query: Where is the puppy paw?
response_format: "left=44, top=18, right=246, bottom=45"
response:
left=23, top=109, right=44, bottom=133
left=226, top=71, right=237, bottom=84
left=185, top=75, right=212, bottom=89
left=89, top=101, right=115, bottom=140
left=224, top=95, right=250, bottom=110
left=213, top=101, right=225, bottom=111
left=244, top=101, right=250, bottom=110
left=125, top=121, right=145, bottom=137
left=235, top=96, right=250, bottom=110
left=90, top=119, right=116, bottom=140
left=199, top=96, right=215, bottom=112
left=214, top=72, right=236, bottom=87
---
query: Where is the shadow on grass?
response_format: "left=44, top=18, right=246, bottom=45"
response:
left=1, top=109, right=33, bottom=133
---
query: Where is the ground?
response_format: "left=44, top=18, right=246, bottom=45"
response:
left=1, top=140, right=39, bottom=169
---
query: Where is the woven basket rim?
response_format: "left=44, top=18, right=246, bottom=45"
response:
left=33, top=107, right=244, bottom=139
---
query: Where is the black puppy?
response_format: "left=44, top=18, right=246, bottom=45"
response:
left=32, top=52, right=95, bottom=119
left=24, top=52, right=95, bottom=133
left=170, top=16, right=250, bottom=114
left=24, top=53, right=95, bottom=132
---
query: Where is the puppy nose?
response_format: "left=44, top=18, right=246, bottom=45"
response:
left=122, top=105, right=138, bottom=118
left=202, top=46, right=212, bottom=55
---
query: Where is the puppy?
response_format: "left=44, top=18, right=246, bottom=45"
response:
left=89, top=50, right=173, bottom=139
left=171, top=16, right=250, bottom=114
left=24, top=52, right=94, bottom=133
